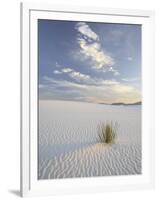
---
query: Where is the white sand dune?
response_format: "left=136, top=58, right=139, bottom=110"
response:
left=38, top=100, right=141, bottom=179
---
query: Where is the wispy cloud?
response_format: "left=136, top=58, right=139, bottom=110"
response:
left=61, top=68, right=73, bottom=73
left=122, top=77, right=140, bottom=82
left=53, top=66, right=119, bottom=85
left=75, top=22, right=99, bottom=41
left=40, top=75, right=140, bottom=104
left=53, top=70, right=62, bottom=74
left=77, top=38, right=114, bottom=70
left=109, top=67, right=120, bottom=76
left=68, top=70, right=120, bottom=86
left=53, top=67, right=73, bottom=74
left=53, top=67, right=91, bottom=82
left=75, top=22, right=118, bottom=75
left=127, top=56, right=133, bottom=61
left=43, top=76, right=88, bottom=89
left=69, top=71, right=90, bottom=82
left=39, top=20, right=141, bottom=103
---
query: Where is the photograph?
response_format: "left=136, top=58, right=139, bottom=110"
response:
left=38, top=19, right=142, bottom=180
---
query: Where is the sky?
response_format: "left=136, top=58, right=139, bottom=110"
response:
left=38, top=19, right=141, bottom=104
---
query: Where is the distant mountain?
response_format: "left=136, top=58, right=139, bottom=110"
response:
left=111, top=101, right=142, bottom=106
left=99, top=103, right=110, bottom=105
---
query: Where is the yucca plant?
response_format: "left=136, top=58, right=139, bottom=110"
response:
left=97, top=121, right=118, bottom=144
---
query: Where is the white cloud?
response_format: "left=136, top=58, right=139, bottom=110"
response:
left=54, top=66, right=119, bottom=85
left=122, top=77, right=140, bottom=82
left=69, top=71, right=90, bottom=82
left=61, top=68, right=73, bottom=73
left=53, top=68, right=73, bottom=74
left=43, top=76, right=88, bottom=89
left=41, top=76, right=141, bottom=104
left=53, top=63, right=121, bottom=86
left=75, top=22, right=118, bottom=75
left=127, top=57, right=133, bottom=61
left=78, top=38, right=114, bottom=70
left=75, top=22, right=99, bottom=41
left=53, top=66, right=92, bottom=83
left=53, top=70, right=62, bottom=74
left=114, top=71, right=120, bottom=76
left=68, top=71, right=120, bottom=86
left=113, top=84, right=136, bottom=93
left=111, top=84, right=141, bottom=103
left=108, top=67, right=120, bottom=76
left=100, top=80, right=119, bottom=86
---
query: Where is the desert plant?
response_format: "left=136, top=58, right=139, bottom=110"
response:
left=97, top=121, right=118, bottom=144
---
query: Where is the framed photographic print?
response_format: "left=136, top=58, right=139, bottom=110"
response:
left=20, top=2, right=155, bottom=197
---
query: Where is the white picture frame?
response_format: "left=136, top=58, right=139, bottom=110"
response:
left=20, top=2, right=155, bottom=197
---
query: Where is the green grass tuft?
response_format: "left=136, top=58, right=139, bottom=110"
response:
left=97, top=121, right=118, bottom=144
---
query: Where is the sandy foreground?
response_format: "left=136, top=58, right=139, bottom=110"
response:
left=38, top=100, right=141, bottom=179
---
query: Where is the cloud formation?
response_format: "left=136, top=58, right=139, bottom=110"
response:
left=39, top=20, right=141, bottom=104
left=75, top=22, right=99, bottom=41
left=61, top=68, right=73, bottom=73
left=40, top=75, right=141, bottom=104
left=75, top=22, right=117, bottom=74
left=69, top=71, right=90, bottom=82
left=122, top=77, right=140, bottom=82
left=53, top=70, right=62, bottom=74
left=53, top=66, right=119, bottom=85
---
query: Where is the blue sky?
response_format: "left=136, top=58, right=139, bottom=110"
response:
left=38, top=19, right=141, bottom=104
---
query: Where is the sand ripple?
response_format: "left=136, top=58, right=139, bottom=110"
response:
left=38, top=100, right=141, bottom=179
left=39, top=143, right=141, bottom=179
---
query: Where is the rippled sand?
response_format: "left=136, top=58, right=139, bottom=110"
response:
left=38, top=100, right=141, bottom=179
